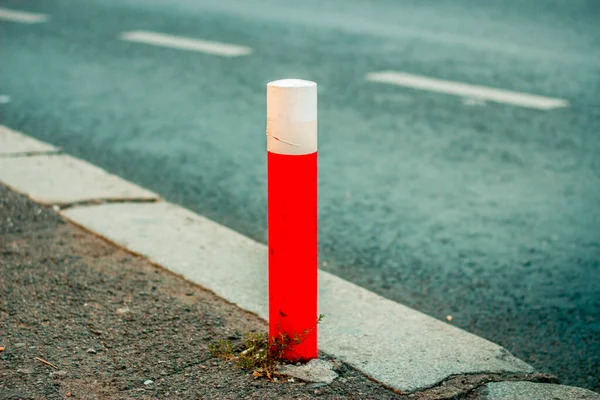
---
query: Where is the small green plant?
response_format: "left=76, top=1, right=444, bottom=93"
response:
left=210, top=314, right=324, bottom=380
left=208, top=339, right=234, bottom=361
left=237, top=331, right=275, bottom=378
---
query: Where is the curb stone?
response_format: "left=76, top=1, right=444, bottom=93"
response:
left=473, top=381, right=600, bottom=400
left=0, top=125, right=58, bottom=155
left=0, top=154, right=158, bottom=205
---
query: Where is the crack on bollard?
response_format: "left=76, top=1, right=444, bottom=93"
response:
left=266, top=132, right=301, bottom=147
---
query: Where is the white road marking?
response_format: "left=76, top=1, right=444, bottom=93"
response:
left=0, top=7, right=48, bottom=23
left=120, top=30, right=252, bottom=57
left=367, top=71, right=569, bottom=110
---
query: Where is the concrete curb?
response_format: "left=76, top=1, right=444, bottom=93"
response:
left=0, top=125, right=58, bottom=155
left=60, top=201, right=533, bottom=393
left=1, top=125, right=597, bottom=398
left=480, top=381, right=600, bottom=400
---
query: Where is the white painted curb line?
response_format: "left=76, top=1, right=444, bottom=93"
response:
left=0, top=125, right=535, bottom=393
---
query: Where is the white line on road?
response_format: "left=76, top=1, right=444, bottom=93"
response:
left=366, top=71, right=569, bottom=110
left=0, top=7, right=48, bottom=23
left=120, top=30, right=252, bottom=57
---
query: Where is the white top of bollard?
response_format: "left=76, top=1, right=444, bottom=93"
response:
left=267, top=79, right=317, bottom=155
left=269, top=79, right=316, bottom=88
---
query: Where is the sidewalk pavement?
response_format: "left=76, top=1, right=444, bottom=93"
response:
left=1, top=182, right=599, bottom=400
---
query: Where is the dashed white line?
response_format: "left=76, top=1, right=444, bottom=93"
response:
left=0, top=7, right=48, bottom=24
left=367, top=71, right=569, bottom=110
left=120, top=30, right=252, bottom=57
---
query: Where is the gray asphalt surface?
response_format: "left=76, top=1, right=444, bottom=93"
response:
left=1, top=0, right=599, bottom=391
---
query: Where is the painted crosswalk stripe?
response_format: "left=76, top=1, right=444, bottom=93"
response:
left=366, top=71, right=569, bottom=110
left=0, top=7, right=48, bottom=23
left=120, top=30, right=252, bottom=57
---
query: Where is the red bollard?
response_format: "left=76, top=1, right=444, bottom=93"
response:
left=267, top=79, right=318, bottom=360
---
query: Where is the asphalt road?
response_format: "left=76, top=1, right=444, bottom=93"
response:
left=1, top=0, right=599, bottom=391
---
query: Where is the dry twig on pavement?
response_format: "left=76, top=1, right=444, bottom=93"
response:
left=35, top=357, right=59, bottom=369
